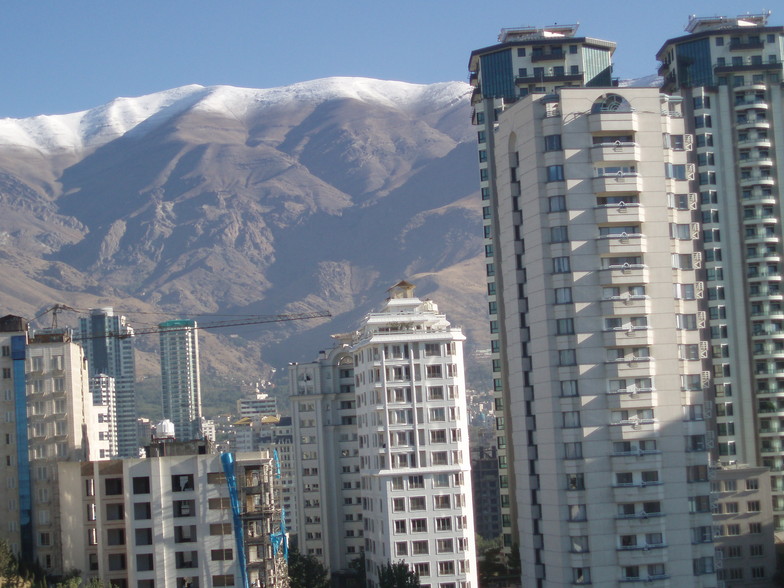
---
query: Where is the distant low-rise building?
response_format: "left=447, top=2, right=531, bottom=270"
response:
left=58, top=439, right=287, bottom=588
left=712, top=465, right=776, bottom=587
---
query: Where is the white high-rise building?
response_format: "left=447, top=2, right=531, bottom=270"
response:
left=79, top=308, right=138, bottom=458
left=352, top=282, right=477, bottom=588
left=480, top=83, right=717, bottom=586
left=159, top=320, right=203, bottom=442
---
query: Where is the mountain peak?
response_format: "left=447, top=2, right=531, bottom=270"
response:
left=0, top=78, right=472, bottom=154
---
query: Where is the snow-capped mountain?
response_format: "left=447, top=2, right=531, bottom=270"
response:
left=0, top=78, right=486, bottom=386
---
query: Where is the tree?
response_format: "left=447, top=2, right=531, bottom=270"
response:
left=287, top=547, right=329, bottom=588
left=348, top=552, right=367, bottom=588
left=378, top=561, right=420, bottom=588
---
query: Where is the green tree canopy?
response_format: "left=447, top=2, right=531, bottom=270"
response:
left=288, top=547, right=330, bottom=588
left=378, top=560, right=420, bottom=588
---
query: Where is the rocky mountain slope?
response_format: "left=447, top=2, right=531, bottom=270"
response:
left=0, top=78, right=488, bottom=391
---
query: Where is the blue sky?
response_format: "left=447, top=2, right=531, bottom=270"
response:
left=0, top=1, right=770, bottom=119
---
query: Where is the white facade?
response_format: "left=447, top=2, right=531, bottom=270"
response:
left=90, top=373, right=118, bottom=459
left=159, top=320, right=203, bottom=442
left=485, top=86, right=717, bottom=586
left=79, top=308, right=138, bottom=458
left=352, top=282, right=477, bottom=588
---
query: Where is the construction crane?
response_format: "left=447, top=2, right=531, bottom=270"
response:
left=32, top=305, right=331, bottom=340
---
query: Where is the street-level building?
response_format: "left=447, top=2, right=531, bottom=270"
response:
left=58, top=440, right=287, bottom=588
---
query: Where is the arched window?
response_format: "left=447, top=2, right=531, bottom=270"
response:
left=591, top=93, right=632, bottom=113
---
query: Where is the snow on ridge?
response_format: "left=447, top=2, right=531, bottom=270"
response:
left=0, top=78, right=472, bottom=154
left=0, top=85, right=210, bottom=153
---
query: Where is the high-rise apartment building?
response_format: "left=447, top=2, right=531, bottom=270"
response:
left=289, top=284, right=478, bottom=587
left=468, top=25, right=617, bottom=550
left=1, top=318, right=106, bottom=572
left=657, top=13, right=784, bottom=536
left=352, top=282, right=477, bottom=588
left=289, top=338, right=363, bottom=578
left=0, top=315, right=31, bottom=557
left=472, top=64, right=719, bottom=585
left=79, top=308, right=138, bottom=458
left=159, top=320, right=203, bottom=442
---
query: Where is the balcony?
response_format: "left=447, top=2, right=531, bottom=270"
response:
left=530, top=50, right=566, bottom=62
left=729, top=40, right=765, bottom=51
left=594, top=203, right=644, bottom=224
left=592, top=142, right=641, bottom=162
left=589, top=111, right=638, bottom=133
left=600, top=264, right=648, bottom=285
left=594, top=173, right=643, bottom=193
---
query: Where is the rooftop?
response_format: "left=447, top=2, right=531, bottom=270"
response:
left=498, top=24, right=580, bottom=42
left=685, top=12, right=771, bottom=33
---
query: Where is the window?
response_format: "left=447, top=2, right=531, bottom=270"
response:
left=553, top=256, right=571, bottom=273
left=132, top=476, right=150, bottom=494
left=547, top=165, right=565, bottom=182
left=434, top=495, right=451, bottom=509
left=394, top=520, right=407, bottom=534
left=544, top=135, right=562, bottom=151
left=555, top=287, right=572, bottom=304
left=414, top=563, right=430, bottom=577
left=210, top=523, right=232, bottom=535
left=556, top=318, right=574, bottom=335
left=549, top=195, right=566, bottom=212
left=569, top=504, right=587, bottom=521
left=567, top=473, right=584, bottom=490
left=135, top=528, right=153, bottom=546
left=213, top=576, right=235, bottom=587
left=134, top=502, right=151, bottom=520
left=105, top=478, right=123, bottom=495
left=173, top=499, right=195, bottom=517
left=136, top=553, right=154, bottom=572
left=438, top=561, right=455, bottom=576
left=108, top=553, right=126, bottom=571
left=211, top=549, right=233, bottom=561
left=565, top=442, right=582, bottom=459
left=573, top=568, right=591, bottom=585
left=437, top=538, right=454, bottom=553
left=175, top=551, right=198, bottom=569
left=562, top=411, right=581, bottom=428
left=106, top=503, right=124, bottom=521
left=560, top=380, right=578, bottom=397
left=411, top=518, right=427, bottom=532
left=171, top=474, right=194, bottom=492
left=551, top=226, right=569, bottom=243
left=175, top=525, right=197, bottom=543
left=436, top=517, right=452, bottom=531
left=559, top=349, right=576, bottom=366
left=409, top=496, right=426, bottom=511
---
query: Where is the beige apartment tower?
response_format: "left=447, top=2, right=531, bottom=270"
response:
left=485, top=86, right=718, bottom=586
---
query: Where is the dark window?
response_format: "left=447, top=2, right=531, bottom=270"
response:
left=133, top=476, right=150, bottom=494
left=105, top=478, right=123, bottom=495
left=134, top=502, right=151, bottom=520
left=136, top=528, right=153, bottom=546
